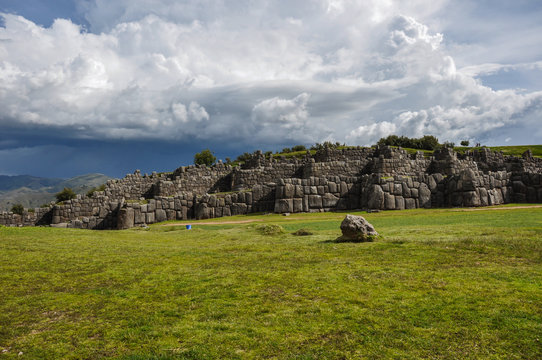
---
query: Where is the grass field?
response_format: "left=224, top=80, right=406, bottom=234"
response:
left=455, top=145, right=542, bottom=158
left=1, top=206, right=541, bottom=359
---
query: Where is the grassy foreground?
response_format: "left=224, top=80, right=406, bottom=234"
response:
left=1, top=206, right=541, bottom=359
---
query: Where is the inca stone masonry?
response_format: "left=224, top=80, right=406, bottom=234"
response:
left=1, top=146, right=541, bottom=229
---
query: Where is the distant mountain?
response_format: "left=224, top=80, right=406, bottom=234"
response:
left=0, top=173, right=112, bottom=211
left=0, top=175, right=63, bottom=192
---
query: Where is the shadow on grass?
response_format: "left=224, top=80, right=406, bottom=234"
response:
left=321, top=235, right=379, bottom=244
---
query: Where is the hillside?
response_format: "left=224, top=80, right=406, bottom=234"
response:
left=0, top=175, right=63, bottom=192
left=0, top=173, right=111, bottom=211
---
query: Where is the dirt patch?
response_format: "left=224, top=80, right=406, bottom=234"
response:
left=161, top=219, right=265, bottom=226
left=161, top=215, right=312, bottom=226
left=453, top=205, right=542, bottom=212
left=162, top=205, right=542, bottom=226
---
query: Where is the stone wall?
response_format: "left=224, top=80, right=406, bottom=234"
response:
left=51, top=194, right=120, bottom=229
left=303, top=160, right=371, bottom=178
left=2, top=146, right=541, bottom=229
left=231, top=163, right=302, bottom=190
left=105, top=170, right=164, bottom=200
left=169, top=163, right=233, bottom=195
left=274, top=176, right=361, bottom=213
left=0, top=206, right=53, bottom=227
left=358, top=170, right=515, bottom=210
left=312, top=147, right=374, bottom=162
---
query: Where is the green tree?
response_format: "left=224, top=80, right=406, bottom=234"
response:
left=235, top=152, right=252, bottom=163
left=194, top=149, right=216, bottom=166
left=377, top=135, right=440, bottom=151
left=10, top=204, right=24, bottom=215
left=56, top=187, right=76, bottom=202
left=419, top=135, right=440, bottom=150
left=460, top=140, right=470, bottom=147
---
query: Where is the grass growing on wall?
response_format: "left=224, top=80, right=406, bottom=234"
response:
left=1, top=206, right=541, bottom=359
left=454, top=145, right=542, bottom=157
left=393, top=145, right=542, bottom=158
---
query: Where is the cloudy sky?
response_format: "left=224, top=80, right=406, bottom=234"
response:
left=1, top=0, right=541, bottom=178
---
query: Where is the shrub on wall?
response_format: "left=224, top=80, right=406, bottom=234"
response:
left=56, top=188, right=76, bottom=203
left=10, top=204, right=24, bottom=215
left=86, top=184, right=106, bottom=197
left=194, top=149, right=217, bottom=166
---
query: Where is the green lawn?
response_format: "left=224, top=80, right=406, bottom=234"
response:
left=1, top=206, right=541, bottom=359
left=455, top=145, right=542, bottom=157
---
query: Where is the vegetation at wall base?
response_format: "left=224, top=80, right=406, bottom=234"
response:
left=1, top=206, right=541, bottom=359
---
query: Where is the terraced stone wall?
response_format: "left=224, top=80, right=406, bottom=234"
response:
left=0, top=206, right=53, bottom=227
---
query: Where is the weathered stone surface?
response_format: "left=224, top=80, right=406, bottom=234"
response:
left=275, top=199, right=293, bottom=213
left=283, top=183, right=295, bottom=198
left=117, top=208, right=135, bottom=229
left=308, top=195, right=322, bottom=208
left=166, top=209, right=176, bottom=221
left=405, top=198, right=416, bottom=209
left=384, top=193, right=395, bottom=210
left=322, top=193, right=339, bottom=208
left=463, top=191, right=480, bottom=207
left=479, top=187, right=489, bottom=206
left=367, top=184, right=384, bottom=209
left=418, top=183, right=431, bottom=208
left=155, top=209, right=167, bottom=223
left=293, top=198, right=303, bottom=213
left=339, top=214, right=378, bottom=242
left=395, top=196, right=405, bottom=210
left=195, top=203, right=209, bottom=220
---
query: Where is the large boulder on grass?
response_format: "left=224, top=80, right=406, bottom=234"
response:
left=339, top=214, right=378, bottom=242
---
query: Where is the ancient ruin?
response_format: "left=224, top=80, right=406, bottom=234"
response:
left=1, top=146, right=541, bottom=229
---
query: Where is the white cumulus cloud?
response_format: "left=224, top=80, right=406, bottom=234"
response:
left=0, top=0, right=541, bottom=150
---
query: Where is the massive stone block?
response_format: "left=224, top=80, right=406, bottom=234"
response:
left=405, top=198, right=416, bottom=209
left=384, top=193, right=395, bottom=210
left=117, top=208, right=135, bottom=229
left=275, top=199, right=293, bottom=213
left=367, top=184, right=384, bottom=209
left=395, top=196, right=405, bottom=210
left=195, top=203, right=209, bottom=220
left=463, top=191, right=480, bottom=207
left=322, top=193, right=339, bottom=208
left=309, top=195, right=323, bottom=208
left=155, top=209, right=167, bottom=223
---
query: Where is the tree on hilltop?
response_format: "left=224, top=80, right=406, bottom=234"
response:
left=376, top=135, right=439, bottom=151
left=194, top=149, right=216, bottom=166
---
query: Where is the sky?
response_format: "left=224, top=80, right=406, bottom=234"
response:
left=1, top=0, right=541, bottom=178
